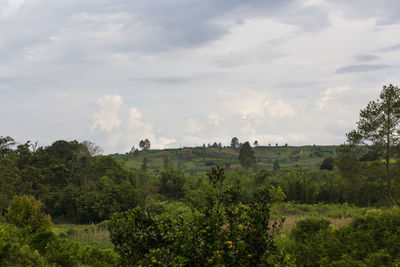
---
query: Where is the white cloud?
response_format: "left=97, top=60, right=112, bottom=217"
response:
left=91, top=95, right=123, bottom=132
left=90, top=95, right=176, bottom=152
left=155, top=137, right=176, bottom=148
left=221, top=90, right=295, bottom=119
left=1, top=0, right=25, bottom=17
left=208, top=112, right=223, bottom=126
left=186, top=118, right=203, bottom=134
left=266, top=100, right=296, bottom=118
left=128, top=107, right=153, bottom=133
left=318, top=85, right=351, bottom=110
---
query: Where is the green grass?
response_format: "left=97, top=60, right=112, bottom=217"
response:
left=271, top=202, right=367, bottom=219
left=110, top=145, right=338, bottom=174
left=53, top=223, right=113, bottom=249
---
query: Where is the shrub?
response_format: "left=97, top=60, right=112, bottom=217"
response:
left=6, top=195, right=52, bottom=235
left=287, top=207, right=400, bottom=266
left=289, top=217, right=343, bottom=265
left=0, top=223, right=47, bottom=266
left=108, top=166, right=281, bottom=266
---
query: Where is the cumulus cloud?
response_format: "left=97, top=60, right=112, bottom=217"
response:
left=90, top=95, right=176, bottom=152
left=265, top=100, right=295, bottom=118
left=221, top=90, right=295, bottom=120
left=91, top=95, right=123, bottom=132
left=128, top=107, right=153, bottom=133
left=317, top=85, right=350, bottom=110
left=186, top=118, right=203, bottom=134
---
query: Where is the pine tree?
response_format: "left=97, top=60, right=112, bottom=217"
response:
left=347, top=84, right=400, bottom=204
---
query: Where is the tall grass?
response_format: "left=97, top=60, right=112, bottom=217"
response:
left=53, top=223, right=113, bottom=248
left=271, top=202, right=371, bottom=218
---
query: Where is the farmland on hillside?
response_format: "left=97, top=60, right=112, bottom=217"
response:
left=110, top=145, right=337, bottom=173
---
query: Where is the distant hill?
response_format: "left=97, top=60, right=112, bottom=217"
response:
left=109, top=145, right=337, bottom=175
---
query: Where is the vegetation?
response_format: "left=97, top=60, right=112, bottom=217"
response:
left=346, top=84, right=400, bottom=204
left=2, top=84, right=400, bottom=265
left=108, top=167, right=280, bottom=266
left=111, top=144, right=337, bottom=174
left=282, top=208, right=400, bottom=266
left=0, top=195, right=120, bottom=266
left=238, top=141, right=256, bottom=168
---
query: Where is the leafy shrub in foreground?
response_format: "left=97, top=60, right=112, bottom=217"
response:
left=6, top=195, right=52, bottom=235
left=108, top=166, right=282, bottom=266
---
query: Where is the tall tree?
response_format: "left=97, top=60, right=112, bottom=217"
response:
left=0, top=136, right=15, bottom=151
left=347, top=84, right=400, bottom=204
left=139, top=140, right=145, bottom=150
left=230, top=137, right=239, bottom=149
left=139, top=139, right=151, bottom=151
left=82, top=140, right=103, bottom=156
left=238, top=141, right=256, bottom=168
left=144, top=139, right=151, bottom=150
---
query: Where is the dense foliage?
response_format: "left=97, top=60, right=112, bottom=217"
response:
left=108, top=166, right=281, bottom=266
left=0, top=138, right=137, bottom=223
left=0, top=195, right=120, bottom=266
left=284, top=208, right=400, bottom=266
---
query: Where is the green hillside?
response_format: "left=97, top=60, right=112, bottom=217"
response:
left=110, top=145, right=337, bottom=174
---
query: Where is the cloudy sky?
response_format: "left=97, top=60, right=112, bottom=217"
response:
left=2, top=0, right=400, bottom=153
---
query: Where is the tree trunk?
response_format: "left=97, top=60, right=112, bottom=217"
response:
left=387, top=128, right=392, bottom=206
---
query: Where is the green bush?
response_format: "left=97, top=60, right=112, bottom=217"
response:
left=286, top=207, right=400, bottom=266
left=338, top=207, right=400, bottom=260
left=6, top=195, right=52, bottom=235
left=108, top=166, right=281, bottom=266
left=0, top=223, right=47, bottom=266
left=289, top=217, right=342, bottom=265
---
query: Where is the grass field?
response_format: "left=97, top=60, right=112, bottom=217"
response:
left=110, top=145, right=338, bottom=174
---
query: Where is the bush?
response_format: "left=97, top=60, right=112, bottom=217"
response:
left=0, top=223, right=47, bottom=266
left=338, top=207, right=400, bottom=260
left=108, top=166, right=281, bottom=266
left=6, top=195, right=52, bottom=235
left=289, top=217, right=342, bottom=266
left=286, top=207, right=400, bottom=266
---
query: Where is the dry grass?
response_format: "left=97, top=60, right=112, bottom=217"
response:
left=279, top=215, right=352, bottom=230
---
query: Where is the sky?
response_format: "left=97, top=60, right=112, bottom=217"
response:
left=1, top=0, right=400, bottom=153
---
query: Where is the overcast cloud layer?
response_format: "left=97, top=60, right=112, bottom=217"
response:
left=1, top=0, right=400, bottom=153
